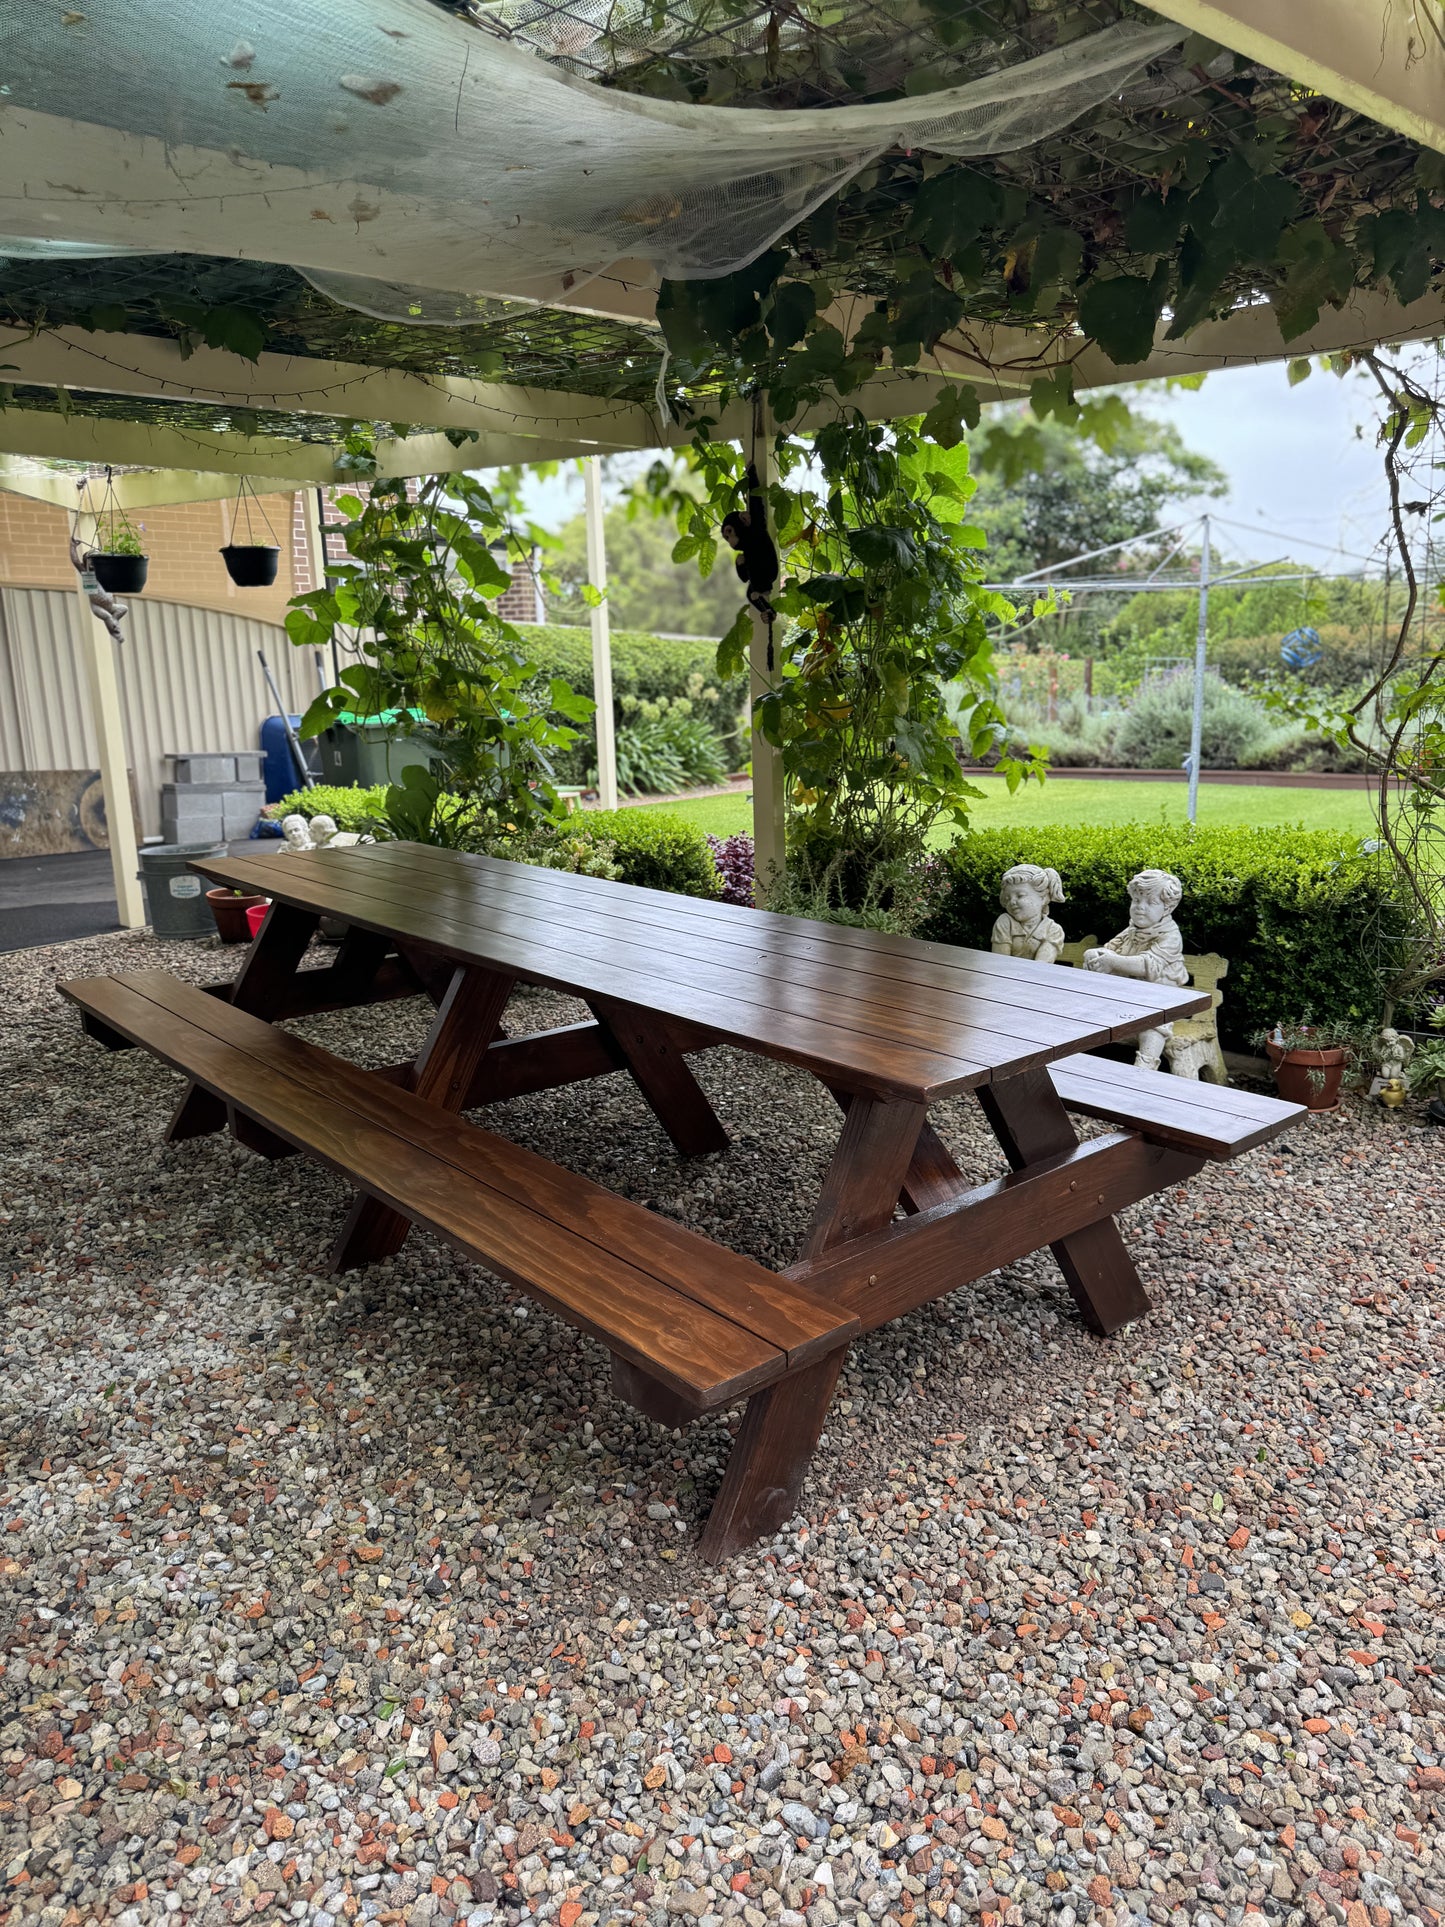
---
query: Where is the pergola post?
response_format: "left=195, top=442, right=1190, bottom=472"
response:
left=584, top=456, right=619, bottom=813
left=748, top=403, right=786, bottom=903
left=71, top=510, right=145, bottom=929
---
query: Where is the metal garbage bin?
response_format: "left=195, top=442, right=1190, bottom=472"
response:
left=139, top=840, right=226, bottom=939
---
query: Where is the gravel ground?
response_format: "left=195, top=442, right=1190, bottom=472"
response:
left=3, top=929, right=1443, bottom=1927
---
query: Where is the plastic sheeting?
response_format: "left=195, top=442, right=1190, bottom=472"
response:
left=0, top=0, right=1179, bottom=313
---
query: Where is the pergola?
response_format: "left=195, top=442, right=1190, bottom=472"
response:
left=2, top=0, right=1442, bottom=926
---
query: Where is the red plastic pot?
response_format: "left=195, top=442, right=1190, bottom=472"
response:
left=245, top=899, right=271, bottom=941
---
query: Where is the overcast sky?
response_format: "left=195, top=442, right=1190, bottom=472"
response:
left=514, top=352, right=1418, bottom=575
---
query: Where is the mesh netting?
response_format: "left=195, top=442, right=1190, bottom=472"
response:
left=0, top=0, right=1179, bottom=318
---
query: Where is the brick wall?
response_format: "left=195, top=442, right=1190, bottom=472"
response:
left=0, top=488, right=302, bottom=624
left=1, top=484, right=541, bottom=625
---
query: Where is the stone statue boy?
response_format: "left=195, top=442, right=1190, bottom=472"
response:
left=1083, top=868, right=1190, bottom=1071
left=280, top=813, right=314, bottom=851
left=991, top=863, right=1067, bottom=966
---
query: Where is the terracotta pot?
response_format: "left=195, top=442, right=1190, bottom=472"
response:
left=207, top=887, right=268, bottom=943
left=1266, top=1041, right=1347, bottom=1112
left=88, top=551, right=148, bottom=594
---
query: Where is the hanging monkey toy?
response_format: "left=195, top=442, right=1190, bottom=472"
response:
left=720, top=462, right=780, bottom=628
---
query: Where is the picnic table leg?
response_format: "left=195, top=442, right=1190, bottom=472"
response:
left=329, top=963, right=516, bottom=1272
left=698, top=1094, right=924, bottom=1561
left=976, top=1066, right=1151, bottom=1336
left=167, top=901, right=320, bottom=1143
left=587, top=994, right=729, bottom=1158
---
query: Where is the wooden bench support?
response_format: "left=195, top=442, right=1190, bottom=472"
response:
left=789, top=1131, right=1202, bottom=1333
left=978, top=1065, right=1154, bottom=1334
left=588, top=994, right=729, bottom=1158
left=330, top=963, right=516, bottom=1273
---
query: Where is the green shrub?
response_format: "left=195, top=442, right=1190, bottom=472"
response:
left=574, top=809, right=722, bottom=899
left=922, top=824, right=1405, bottom=1045
left=266, top=784, right=387, bottom=830
left=607, top=698, right=729, bottom=796
left=523, top=622, right=747, bottom=784
left=1112, top=671, right=1272, bottom=770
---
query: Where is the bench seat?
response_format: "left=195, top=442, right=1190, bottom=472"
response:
left=1050, top=1051, right=1304, bottom=1159
left=59, top=971, right=856, bottom=1414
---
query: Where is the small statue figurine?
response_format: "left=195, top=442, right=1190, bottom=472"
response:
left=992, top=864, right=1067, bottom=966
left=280, top=813, right=314, bottom=851
left=308, top=813, right=339, bottom=848
left=1083, top=868, right=1190, bottom=1071
left=1377, top=1027, right=1414, bottom=1085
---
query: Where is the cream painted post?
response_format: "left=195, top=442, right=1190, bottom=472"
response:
left=584, top=455, right=618, bottom=813
left=748, top=403, right=785, bottom=902
left=72, top=510, right=145, bottom=928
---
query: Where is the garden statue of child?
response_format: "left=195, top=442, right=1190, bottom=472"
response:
left=308, top=813, right=339, bottom=847
left=1376, top=1027, right=1414, bottom=1085
left=1083, top=868, right=1190, bottom=1071
left=991, top=863, right=1067, bottom=965
left=280, top=813, right=314, bottom=852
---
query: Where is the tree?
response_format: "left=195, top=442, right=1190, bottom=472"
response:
left=545, top=498, right=741, bottom=637
left=967, top=408, right=1227, bottom=585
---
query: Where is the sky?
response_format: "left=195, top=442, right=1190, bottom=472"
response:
left=514, top=352, right=1418, bottom=576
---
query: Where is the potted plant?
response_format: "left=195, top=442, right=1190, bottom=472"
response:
left=220, top=477, right=281, bottom=586
left=1256, top=1020, right=1354, bottom=1112
left=88, top=515, right=149, bottom=594
left=206, top=884, right=269, bottom=943
left=1409, top=1009, right=1445, bottom=1120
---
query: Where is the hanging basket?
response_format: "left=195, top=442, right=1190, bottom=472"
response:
left=220, top=478, right=282, bottom=588
left=221, top=544, right=280, bottom=587
left=88, top=552, right=149, bottom=594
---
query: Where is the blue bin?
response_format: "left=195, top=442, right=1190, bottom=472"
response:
left=260, top=715, right=318, bottom=802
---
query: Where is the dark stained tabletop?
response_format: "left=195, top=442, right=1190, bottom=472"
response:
left=195, top=841, right=1209, bottom=1102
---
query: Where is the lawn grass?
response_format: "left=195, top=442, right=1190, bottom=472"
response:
left=634, top=776, right=1376, bottom=842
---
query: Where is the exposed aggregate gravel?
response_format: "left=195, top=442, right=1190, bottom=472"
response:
left=2, top=928, right=1443, bottom=1927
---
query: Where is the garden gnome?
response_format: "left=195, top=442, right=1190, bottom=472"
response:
left=992, top=863, right=1067, bottom=965
left=280, top=813, right=314, bottom=851
left=1083, top=868, right=1190, bottom=1071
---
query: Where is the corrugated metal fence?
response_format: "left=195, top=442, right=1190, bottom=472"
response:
left=0, top=587, right=319, bottom=838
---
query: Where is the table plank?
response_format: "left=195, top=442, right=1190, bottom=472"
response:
left=196, top=852, right=995, bottom=1099
left=255, top=847, right=1116, bottom=1069
left=380, top=841, right=1209, bottom=1029
left=342, top=844, right=1127, bottom=1058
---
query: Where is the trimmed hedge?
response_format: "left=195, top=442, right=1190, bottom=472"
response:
left=921, top=824, right=1402, bottom=1045
left=575, top=808, right=722, bottom=899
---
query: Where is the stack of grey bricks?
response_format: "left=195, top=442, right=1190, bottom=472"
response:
left=160, top=752, right=267, bottom=846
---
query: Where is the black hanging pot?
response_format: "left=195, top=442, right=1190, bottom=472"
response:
left=88, top=552, right=149, bottom=594
left=220, top=544, right=280, bottom=588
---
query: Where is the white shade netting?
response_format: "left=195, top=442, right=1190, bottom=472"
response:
left=0, top=0, right=1180, bottom=320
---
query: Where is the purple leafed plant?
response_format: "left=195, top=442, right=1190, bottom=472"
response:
left=706, top=832, right=755, bottom=907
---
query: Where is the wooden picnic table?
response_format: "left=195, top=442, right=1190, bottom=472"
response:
left=61, top=841, right=1303, bottom=1558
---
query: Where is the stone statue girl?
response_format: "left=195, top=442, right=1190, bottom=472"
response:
left=991, top=864, right=1067, bottom=965
left=1083, top=868, right=1190, bottom=1070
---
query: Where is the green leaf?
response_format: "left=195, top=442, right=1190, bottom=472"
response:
left=921, top=383, right=980, bottom=449
left=297, top=689, right=348, bottom=739
left=849, top=525, right=917, bottom=571
left=548, top=677, right=594, bottom=723
left=716, top=605, right=751, bottom=682
left=1209, top=155, right=1298, bottom=261
left=1077, top=268, right=1168, bottom=367
left=1287, top=357, right=1312, bottom=387
left=767, top=279, right=816, bottom=352
left=1125, top=192, right=1188, bottom=255
left=195, top=305, right=267, bottom=363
